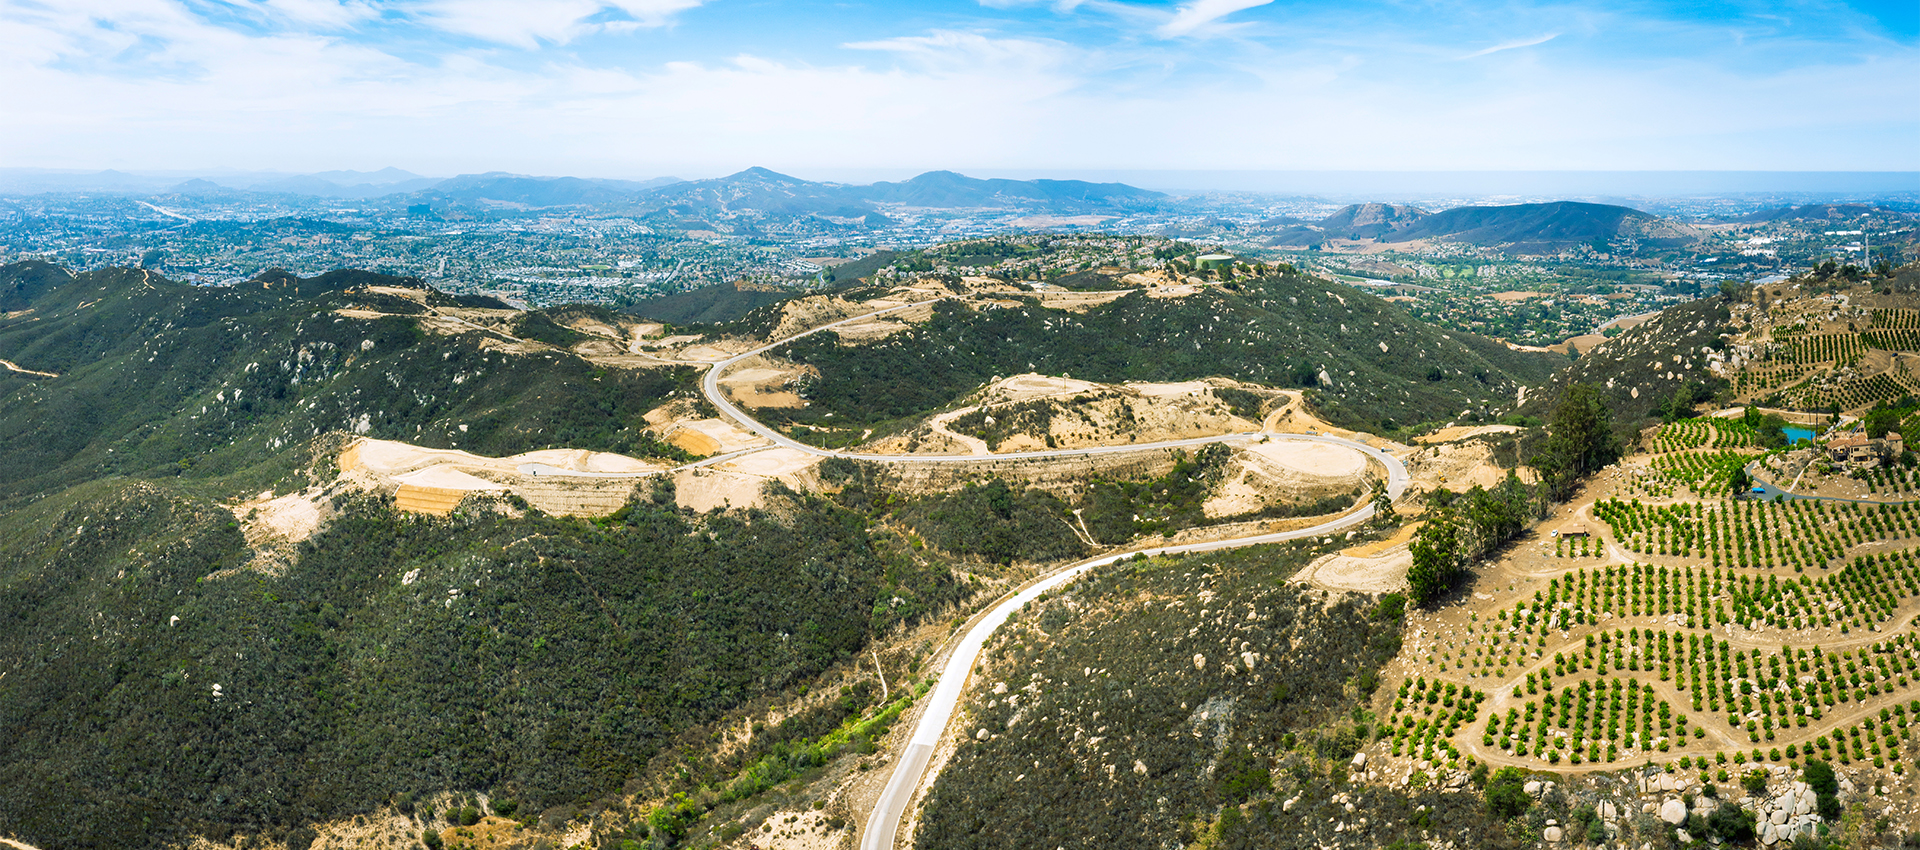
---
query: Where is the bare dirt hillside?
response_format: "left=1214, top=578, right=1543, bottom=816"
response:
left=336, top=437, right=663, bottom=517
left=867, top=373, right=1269, bottom=455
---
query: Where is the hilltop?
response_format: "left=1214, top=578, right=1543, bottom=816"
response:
left=14, top=249, right=1920, bottom=850
left=745, top=266, right=1562, bottom=442
left=1524, top=262, right=1920, bottom=429
left=1258, top=200, right=1703, bottom=254
left=0, top=260, right=990, bottom=849
left=398, top=167, right=1169, bottom=224
left=0, top=261, right=696, bottom=502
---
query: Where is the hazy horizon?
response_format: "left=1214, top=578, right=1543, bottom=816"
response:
left=2, top=0, right=1914, bottom=177
left=3, top=166, right=1917, bottom=202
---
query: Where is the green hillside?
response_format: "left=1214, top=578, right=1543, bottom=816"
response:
left=1388, top=201, right=1648, bottom=246
left=771, top=269, right=1561, bottom=437
left=914, top=543, right=1487, bottom=850
left=625, top=280, right=798, bottom=325
left=0, top=262, right=975, bottom=849
left=1519, top=295, right=1733, bottom=430
left=0, top=262, right=695, bottom=502
left=0, top=479, right=959, bottom=849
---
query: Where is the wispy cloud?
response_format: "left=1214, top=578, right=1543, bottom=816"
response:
left=844, top=30, right=1077, bottom=80
left=0, top=0, right=1912, bottom=173
left=253, top=0, right=380, bottom=29
left=1461, top=31, right=1561, bottom=59
left=413, top=0, right=705, bottom=47
left=1157, top=0, right=1273, bottom=38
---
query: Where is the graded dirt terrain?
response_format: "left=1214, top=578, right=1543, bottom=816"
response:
left=871, top=373, right=1267, bottom=456
left=1415, top=423, right=1521, bottom=444
left=228, top=488, right=329, bottom=575
left=669, top=448, right=825, bottom=512
left=663, top=417, right=767, bottom=457
left=337, top=438, right=661, bottom=517
left=716, top=357, right=813, bottom=409
left=1205, top=439, right=1373, bottom=518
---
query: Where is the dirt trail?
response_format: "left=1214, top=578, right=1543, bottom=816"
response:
left=0, top=359, right=57, bottom=378
left=925, top=408, right=991, bottom=455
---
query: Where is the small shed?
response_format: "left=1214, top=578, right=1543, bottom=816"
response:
left=1557, top=526, right=1591, bottom=539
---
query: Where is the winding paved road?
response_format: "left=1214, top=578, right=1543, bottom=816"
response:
left=692, top=299, right=1410, bottom=850
left=856, top=441, right=1405, bottom=850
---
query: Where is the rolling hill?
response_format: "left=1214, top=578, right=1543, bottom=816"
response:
left=625, top=279, right=800, bottom=325
left=1523, top=262, right=1920, bottom=429
left=765, top=268, right=1564, bottom=438
left=0, top=260, right=966, bottom=849
left=1257, top=200, right=1702, bottom=252
left=0, top=261, right=690, bottom=502
left=1317, top=202, right=1428, bottom=239
left=1384, top=201, right=1650, bottom=245
left=398, top=168, right=1168, bottom=221
left=853, top=170, right=1167, bottom=210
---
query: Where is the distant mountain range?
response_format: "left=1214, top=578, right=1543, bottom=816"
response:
left=412, top=167, right=1167, bottom=219
left=0, top=166, right=1170, bottom=219
left=1734, top=203, right=1886, bottom=223
left=0, top=167, right=440, bottom=197
left=1255, top=200, right=1701, bottom=250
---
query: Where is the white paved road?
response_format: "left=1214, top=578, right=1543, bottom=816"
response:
left=857, top=439, right=1405, bottom=850
left=691, top=300, right=1410, bottom=850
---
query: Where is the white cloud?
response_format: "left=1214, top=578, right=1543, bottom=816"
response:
left=1460, top=32, right=1560, bottom=59
left=0, top=1, right=1913, bottom=173
left=605, top=0, right=707, bottom=27
left=255, top=0, right=380, bottom=28
left=1157, top=0, right=1272, bottom=38
left=413, top=0, right=705, bottom=47
left=844, top=30, right=1077, bottom=80
left=413, top=0, right=605, bottom=46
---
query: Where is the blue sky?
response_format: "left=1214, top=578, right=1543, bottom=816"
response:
left=0, top=0, right=1914, bottom=179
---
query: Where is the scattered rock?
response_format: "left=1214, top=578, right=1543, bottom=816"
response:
left=1350, top=752, right=1367, bottom=769
left=1544, top=826, right=1563, bottom=843
left=1659, top=799, right=1687, bottom=825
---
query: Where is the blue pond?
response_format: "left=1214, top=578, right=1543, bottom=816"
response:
left=1783, top=427, right=1815, bottom=444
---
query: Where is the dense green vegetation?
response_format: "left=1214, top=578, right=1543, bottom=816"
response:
left=623, top=280, right=797, bottom=325
left=1524, top=297, right=1733, bottom=430
left=1408, top=474, right=1542, bottom=604
left=0, top=262, right=699, bottom=503
left=771, top=268, right=1559, bottom=438
left=916, top=543, right=1460, bottom=850
left=895, top=478, right=1088, bottom=565
left=0, top=480, right=963, bottom=849
left=0, top=262, right=981, bottom=849
left=821, top=447, right=1360, bottom=562
left=1533, top=382, right=1623, bottom=502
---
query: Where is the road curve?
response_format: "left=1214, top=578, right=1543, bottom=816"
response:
left=858, top=440, right=1404, bottom=850
left=698, top=300, right=1402, bottom=466
left=690, top=299, right=1410, bottom=850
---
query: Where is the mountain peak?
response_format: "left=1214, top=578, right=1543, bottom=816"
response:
left=727, top=166, right=806, bottom=183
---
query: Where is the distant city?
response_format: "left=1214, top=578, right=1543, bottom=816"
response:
left=1, top=166, right=1913, bottom=347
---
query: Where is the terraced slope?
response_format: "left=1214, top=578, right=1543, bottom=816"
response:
left=769, top=269, right=1562, bottom=439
